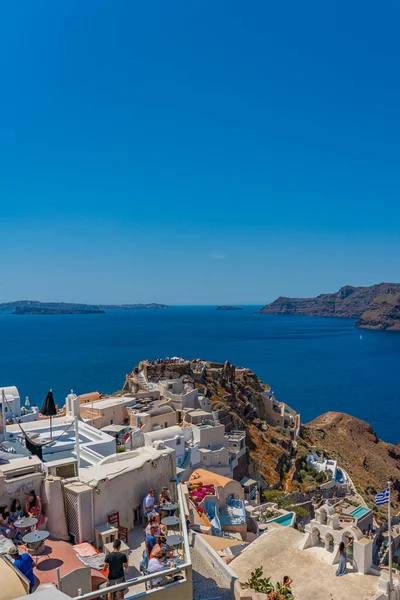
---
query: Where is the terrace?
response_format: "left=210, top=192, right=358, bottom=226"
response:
left=219, top=498, right=247, bottom=527
left=26, top=483, right=192, bottom=600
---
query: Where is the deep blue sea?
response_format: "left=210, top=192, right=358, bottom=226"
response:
left=0, top=306, right=399, bottom=444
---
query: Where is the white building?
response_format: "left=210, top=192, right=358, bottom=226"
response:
left=143, top=425, right=190, bottom=467
left=0, top=386, right=39, bottom=423
left=6, top=393, right=116, bottom=472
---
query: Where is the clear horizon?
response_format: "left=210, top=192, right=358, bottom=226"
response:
left=2, top=1, right=400, bottom=304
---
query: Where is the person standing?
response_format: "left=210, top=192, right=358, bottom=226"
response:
left=103, top=539, right=128, bottom=600
left=8, top=546, right=35, bottom=593
left=24, top=491, right=45, bottom=528
left=336, top=538, right=353, bottom=576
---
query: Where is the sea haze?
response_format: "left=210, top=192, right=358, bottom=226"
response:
left=0, top=306, right=398, bottom=444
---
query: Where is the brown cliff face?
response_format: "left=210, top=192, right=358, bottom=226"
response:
left=259, top=283, right=400, bottom=330
left=201, top=366, right=294, bottom=491
left=305, top=412, right=400, bottom=511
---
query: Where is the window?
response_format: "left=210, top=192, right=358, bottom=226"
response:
left=176, top=438, right=181, bottom=445
left=164, top=422, right=168, bottom=428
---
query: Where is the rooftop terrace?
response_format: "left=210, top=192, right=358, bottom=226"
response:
left=231, top=525, right=380, bottom=600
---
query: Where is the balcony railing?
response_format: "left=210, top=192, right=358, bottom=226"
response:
left=219, top=498, right=246, bottom=526
left=73, top=483, right=192, bottom=600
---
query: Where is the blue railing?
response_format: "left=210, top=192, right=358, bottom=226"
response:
left=219, top=499, right=246, bottom=526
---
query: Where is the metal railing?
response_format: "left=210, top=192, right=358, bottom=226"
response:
left=73, top=483, right=192, bottom=600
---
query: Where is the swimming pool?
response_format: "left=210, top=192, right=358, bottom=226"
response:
left=350, top=506, right=370, bottom=519
left=266, top=512, right=295, bottom=527
left=335, top=468, right=347, bottom=484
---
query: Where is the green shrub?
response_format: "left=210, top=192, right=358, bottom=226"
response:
left=245, top=567, right=294, bottom=599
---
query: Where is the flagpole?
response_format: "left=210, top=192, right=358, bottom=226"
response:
left=388, top=480, right=393, bottom=597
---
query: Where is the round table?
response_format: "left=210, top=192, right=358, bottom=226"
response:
left=161, top=502, right=178, bottom=516
left=23, top=530, right=49, bottom=563
left=166, top=534, right=183, bottom=547
left=161, top=516, right=180, bottom=527
left=14, top=517, right=38, bottom=530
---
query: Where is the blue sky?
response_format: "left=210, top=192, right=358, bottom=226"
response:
left=1, top=0, right=399, bottom=304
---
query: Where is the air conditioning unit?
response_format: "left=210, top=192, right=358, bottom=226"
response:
left=47, top=461, right=77, bottom=479
left=3, top=465, right=37, bottom=480
left=63, top=482, right=94, bottom=543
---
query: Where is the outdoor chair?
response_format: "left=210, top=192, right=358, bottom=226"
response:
left=107, top=511, right=129, bottom=544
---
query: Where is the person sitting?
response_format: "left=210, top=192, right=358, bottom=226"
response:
left=24, top=490, right=45, bottom=528
left=145, top=524, right=158, bottom=557
left=8, top=546, right=35, bottom=592
left=150, top=536, right=173, bottom=560
left=282, top=575, right=293, bottom=590
left=0, top=505, right=15, bottom=538
left=10, top=499, right=23, bottom=523
left=8, top=546, right=35, bottom=594
left=143, top=489, right=160, bottom=523
left=147, top=550, right=171, bottom=587
left=159, top=488, right=172, bottom=505
left=145, top=515, right=161, bottom=534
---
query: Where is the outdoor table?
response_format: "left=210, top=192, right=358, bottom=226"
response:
left=161, top=516, right=180, bottom=527
left=22, top=530, right=50, bottom=564
left=14, top=517, right=38, bottom=530
left=166, top=534, right=183, bottom=547
left=161, top=502, right=178, bottom=516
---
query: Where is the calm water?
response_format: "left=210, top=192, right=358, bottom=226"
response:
left=0, top=307, right=399, bottom=444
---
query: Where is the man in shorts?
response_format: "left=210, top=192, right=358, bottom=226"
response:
left=103, top=538, right=128, bottom=600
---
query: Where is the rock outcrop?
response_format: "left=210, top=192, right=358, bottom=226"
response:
left=259, top=282, right=400, bottom=330
left=305, top=412, right=400, bottom=511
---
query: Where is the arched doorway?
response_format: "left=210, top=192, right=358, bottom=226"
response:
left=325, top=533, right=334, bottom=552
left=319, top=508, right=328, bottom=525
left=311, top=526, right=322, bottom=547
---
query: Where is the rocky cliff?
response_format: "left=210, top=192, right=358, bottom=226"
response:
left=259, top=282, right=400, bottom=330
left=200, top=363, right=296, bottom=490
left=305, top=412, right=400, bottom=512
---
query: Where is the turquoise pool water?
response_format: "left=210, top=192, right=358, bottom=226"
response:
left=335, top=468, right=346, bottom=484
left=350, top=506, right=370, bottom=519
left=267, top=512, right=295, bottom=526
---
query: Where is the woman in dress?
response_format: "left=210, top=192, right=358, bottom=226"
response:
left=24, top=490, right=45, bottom=528
left=336, top=538, right=353, bottom=576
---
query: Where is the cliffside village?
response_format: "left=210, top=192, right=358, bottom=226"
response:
left=0, top=358, right=399, bottom=600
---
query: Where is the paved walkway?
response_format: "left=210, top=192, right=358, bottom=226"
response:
left=191, top=545, right=233, bottom=600
left=230, top=525, right=380, bottom=600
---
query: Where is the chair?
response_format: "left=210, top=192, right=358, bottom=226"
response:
left=107, top=511, right=129, bottom=544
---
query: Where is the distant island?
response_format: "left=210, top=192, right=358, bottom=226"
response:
left=100, top=303, right=169, bottom=310
left=216, top=305, right=243, bottom=311
left=259, top=282, right=400, bottom=330
left=0, top=301, right=169, bottom=315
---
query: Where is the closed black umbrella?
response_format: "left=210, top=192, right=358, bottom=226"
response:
left=40, top=390, right=57, bottom=438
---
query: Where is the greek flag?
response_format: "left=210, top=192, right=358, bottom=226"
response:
left=375, top=488, right=390, bottom=505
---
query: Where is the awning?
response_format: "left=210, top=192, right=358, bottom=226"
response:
left=101, top=425, right=129, bottom=433
left=199, top=533, right=247, bottom=552
left=240, top=477, right=257, bottom=487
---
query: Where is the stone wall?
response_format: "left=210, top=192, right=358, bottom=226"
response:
left=145, top=363, right=192, bottom=381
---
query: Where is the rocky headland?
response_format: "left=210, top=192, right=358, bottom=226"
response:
left=125, top=358, right=400, bottom=514
left=304, top=412, right=400, bottom=513
left=259, top=282, right=400, bottom=330
left=0, top=300, right=169, bottom=314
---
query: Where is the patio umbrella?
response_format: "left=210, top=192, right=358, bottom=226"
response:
left=40, top=389, right=57, bottom=439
